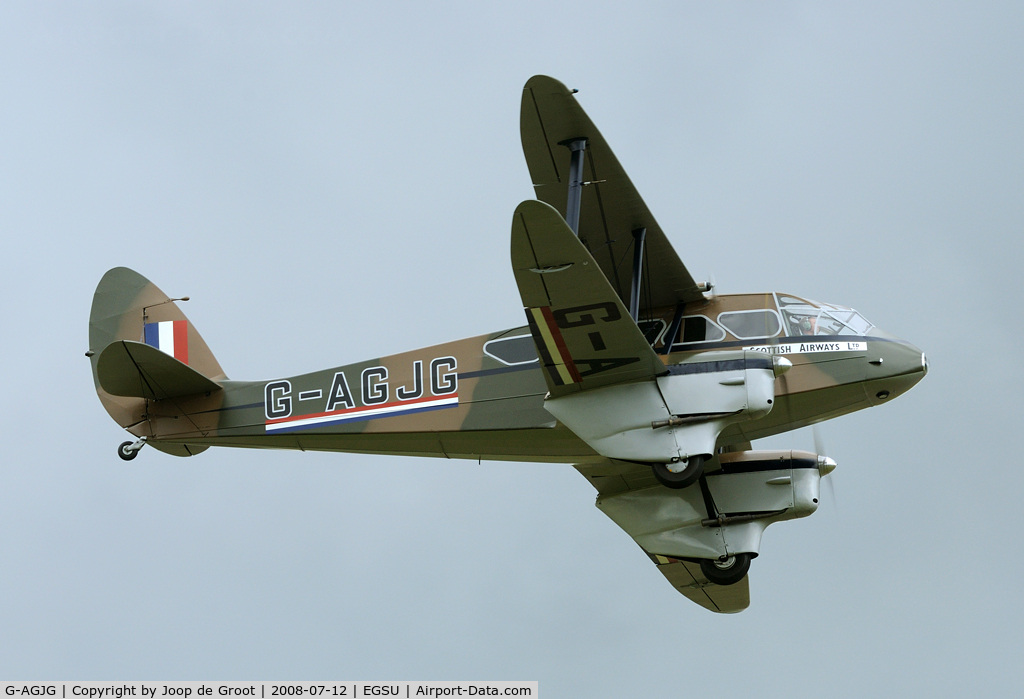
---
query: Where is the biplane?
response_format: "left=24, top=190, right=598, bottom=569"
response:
left=87, top=76, right=927, bottom=613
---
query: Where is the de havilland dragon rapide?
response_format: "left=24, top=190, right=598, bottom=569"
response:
left=87, top=76, right=927, bottom=613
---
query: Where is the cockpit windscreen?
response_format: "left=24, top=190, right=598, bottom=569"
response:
left=775, top=294, right=874, bottom=337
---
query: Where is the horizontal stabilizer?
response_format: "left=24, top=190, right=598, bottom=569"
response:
left=97, top=341, right=222, bottom=400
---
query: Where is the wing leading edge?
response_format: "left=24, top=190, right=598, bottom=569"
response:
left=521, top=75, right=705, bottom=310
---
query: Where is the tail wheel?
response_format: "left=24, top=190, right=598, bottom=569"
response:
left=117, top=441, right=139, bottom=461
left=652, top=455, right=704, bottom=489
left=700, top=553, right=752, bottom=586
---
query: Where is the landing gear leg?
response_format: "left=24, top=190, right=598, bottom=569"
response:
left=652, top=454, right=705, bottom=489
left=700, top=553, right=752, bottom=586
left=117, top=438, right=146, bottom=461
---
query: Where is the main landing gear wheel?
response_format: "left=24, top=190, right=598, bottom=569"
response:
left=117, top=441, right=140, bottom=461
left=700, top=553, right=752, bottom=586
left=652, top=455, right=705, bottom=489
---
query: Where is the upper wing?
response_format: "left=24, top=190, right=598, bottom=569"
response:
left=511, top=200, right=666, bottom=397
left=521, top=75, right=705, bottom=310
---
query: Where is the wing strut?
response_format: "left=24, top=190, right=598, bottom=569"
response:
left=660, top=302, right=686, bottom=354
left=629, top=227, right=646, bottom=322
left=563, top=138, right=587, bottom=234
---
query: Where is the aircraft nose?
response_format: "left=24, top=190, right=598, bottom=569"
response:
left=865, top=333, right=928, bottom=404
left=893, top=341, right=928, bottom=378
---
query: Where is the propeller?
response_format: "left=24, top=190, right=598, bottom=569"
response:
left=813, top=425, right=838, bottom=511
left=704, top=270, right=718, bottom=300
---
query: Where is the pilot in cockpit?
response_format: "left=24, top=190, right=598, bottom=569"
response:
left=795, top=315, right=817, bottom=335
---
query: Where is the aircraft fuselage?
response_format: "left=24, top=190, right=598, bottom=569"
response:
left=126, top=292, right=927, bottom=463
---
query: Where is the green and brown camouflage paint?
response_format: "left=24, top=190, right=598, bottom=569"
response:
left=88, top=268, right=926, bottom=462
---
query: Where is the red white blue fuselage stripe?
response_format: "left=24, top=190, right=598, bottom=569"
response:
left=265, top=394, right=459, bottom=433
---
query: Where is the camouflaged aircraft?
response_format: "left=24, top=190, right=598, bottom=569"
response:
left=87, top=75, right=928, bottom=613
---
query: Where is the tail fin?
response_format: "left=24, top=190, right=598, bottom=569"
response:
left=88, top=267, right=227, bottom=432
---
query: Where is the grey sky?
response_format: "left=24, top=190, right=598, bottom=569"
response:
left=1, top=1, right=1021, bottom=694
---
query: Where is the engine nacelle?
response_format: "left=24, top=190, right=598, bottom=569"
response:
left=657, top=351, right=778, bottom=422
left=544, top=351, right=784, bottom=464
left=596, top=450, right=834, bottom=561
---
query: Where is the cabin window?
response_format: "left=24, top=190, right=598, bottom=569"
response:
left=777, top=295, right=810, bottom=308
left=670, top=315, right=727, bottom=346
left=717, top=310, right=782, bottom=340
left=638, top=319, right=667, bottom=345
left=483, top=335, right=538, bottom=366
